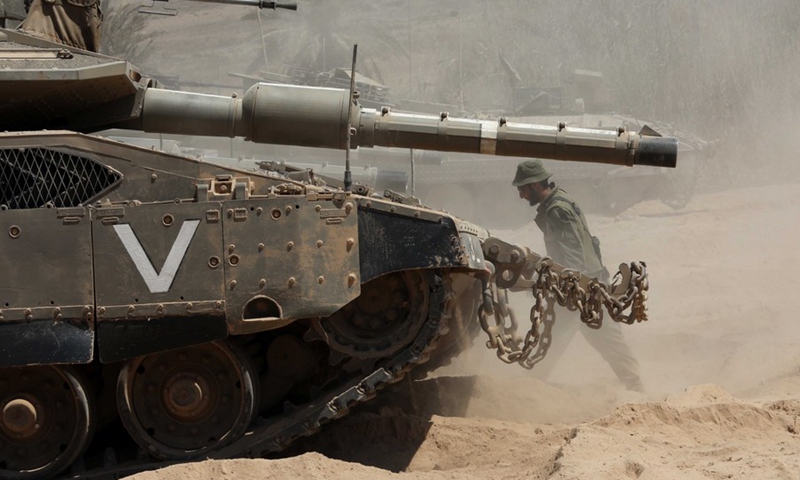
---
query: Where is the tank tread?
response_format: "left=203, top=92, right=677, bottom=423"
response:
left=56, top=273, right=452, bottom=480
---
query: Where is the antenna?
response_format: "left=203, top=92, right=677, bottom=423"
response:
left=344, top=44, right=358, bottom=192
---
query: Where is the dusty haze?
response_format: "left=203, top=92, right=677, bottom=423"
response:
left=103, top=0, right=800, bottom=184
left=79, top=1, right=800, bottom=478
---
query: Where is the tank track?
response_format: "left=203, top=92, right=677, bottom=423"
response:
left=55, top=273, right=453, bottom=480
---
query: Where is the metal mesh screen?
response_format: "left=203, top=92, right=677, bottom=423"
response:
left=0, top=148, right=121, bottom=210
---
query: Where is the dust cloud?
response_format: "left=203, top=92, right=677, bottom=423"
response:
left=90, top=1, right=800, bottom=478
left=101, top=0, right=800, bottom=224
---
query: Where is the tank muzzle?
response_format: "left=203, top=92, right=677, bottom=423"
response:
left=637, top=136, right=678, bottom=168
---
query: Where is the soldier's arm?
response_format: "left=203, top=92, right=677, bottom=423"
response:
left=547, top=206, right=588, bottom=271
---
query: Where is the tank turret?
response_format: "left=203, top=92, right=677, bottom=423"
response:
left=0, top=26, right=672, bottom=479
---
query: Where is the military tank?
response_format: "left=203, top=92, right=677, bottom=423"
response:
left=0, top=21, right=676, bottom=479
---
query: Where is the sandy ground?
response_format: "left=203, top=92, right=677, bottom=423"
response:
left=126, top=181, right=800, bottom=479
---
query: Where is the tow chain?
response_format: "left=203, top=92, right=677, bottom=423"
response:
left=480, top=237, right=649, bottom=370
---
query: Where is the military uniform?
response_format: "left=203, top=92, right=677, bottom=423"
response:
left=535, top=187, right=608, bottom=280
left=18, top=0, right=102, bottom=52
left=514, top=160, right=643, bottom=392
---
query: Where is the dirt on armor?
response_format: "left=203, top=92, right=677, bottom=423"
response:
left=125, top=181, right=800, bottom=479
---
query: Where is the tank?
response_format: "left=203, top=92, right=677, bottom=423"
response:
left=0, top=25, right=676, bottom=479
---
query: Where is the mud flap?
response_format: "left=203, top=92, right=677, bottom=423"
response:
left=0, top=318, right=93, bottom=367
left=97, top=315, right=228, bottom=363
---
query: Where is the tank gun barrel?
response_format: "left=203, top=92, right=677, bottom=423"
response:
left=187, top=0, right=298, bottom=9
left=139, top=83, right=677, bottom=168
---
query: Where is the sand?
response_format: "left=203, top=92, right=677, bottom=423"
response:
left=125, top=181, right=800, bottom=479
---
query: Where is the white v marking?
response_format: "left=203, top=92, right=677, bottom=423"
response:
left=112, top=220, right=200, bottom=294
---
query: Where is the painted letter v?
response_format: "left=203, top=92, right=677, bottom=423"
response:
left=112, top=220, right=201, bottom=294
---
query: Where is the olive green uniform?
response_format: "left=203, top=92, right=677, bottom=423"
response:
left=18, top=0, right=102, bottom=52
left=534, top=187, right=643, bottom=391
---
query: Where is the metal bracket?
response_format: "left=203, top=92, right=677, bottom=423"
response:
left=137, top=0, right=178, bottom=16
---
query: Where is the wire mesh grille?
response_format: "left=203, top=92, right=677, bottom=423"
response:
left=0, top=148, right=121, bottom=210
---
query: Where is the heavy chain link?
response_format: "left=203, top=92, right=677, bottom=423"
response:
left=479, top=258, right=649, bottom=370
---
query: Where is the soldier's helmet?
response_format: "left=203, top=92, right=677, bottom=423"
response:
left=512, top=159, right=552, bottom=187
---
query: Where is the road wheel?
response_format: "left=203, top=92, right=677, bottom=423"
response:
left=117, top=340, right=258, bottom=460
left=0, top=366, right=94, bottom=480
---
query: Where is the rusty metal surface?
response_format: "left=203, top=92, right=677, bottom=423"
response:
left=221, top=196, right=360, bottom=335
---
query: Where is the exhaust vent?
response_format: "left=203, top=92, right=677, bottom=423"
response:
left=0, top=148, right=121, bottom=210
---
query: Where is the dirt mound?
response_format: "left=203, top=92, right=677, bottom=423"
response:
left=128, top=453, right=403, bottom=480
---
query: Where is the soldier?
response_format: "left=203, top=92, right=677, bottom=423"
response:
left=18, top=0, right=102, bottom=52
left=513, top=159, right=644, bottom=392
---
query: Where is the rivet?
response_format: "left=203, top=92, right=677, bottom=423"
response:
left=151, top=173, right=157, bottom=182
left=285, top=206, right=292, bottom=215
left=316, top=240, right=323, bottom=248
left=227, top=209, right=234, bottom=218
left=286, top=241, right=294, bottom=251
left=258, top=243, right=265, bottom=252
left=414, top=211, right=421, bottom=218
left=315, top=205, right=321, bottom=212
left=229, top=280, right=237, bottom=290
left=346, top=238, right=355, bottom=252
left=256, top=207, right=263, bottom=215
left=8, top=225, right=20, bottom=238
left=345, top=203, right=353, bottom=214
left=288, top=277, right=296, bottom=287
left=365, top=201, right=372, bottom=208
left=228, top=244, right=236, bottom=253
left=390, top=206, right=396, bottom=213
left=259, top=278, right=266, bottom=288
left=318, top=276, right=325, bottom=284
left=347, top=273, right=357, bottom=287
left=24, top=309, right=32, bottom=320
left=186, top=303, right=193, bottom=312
